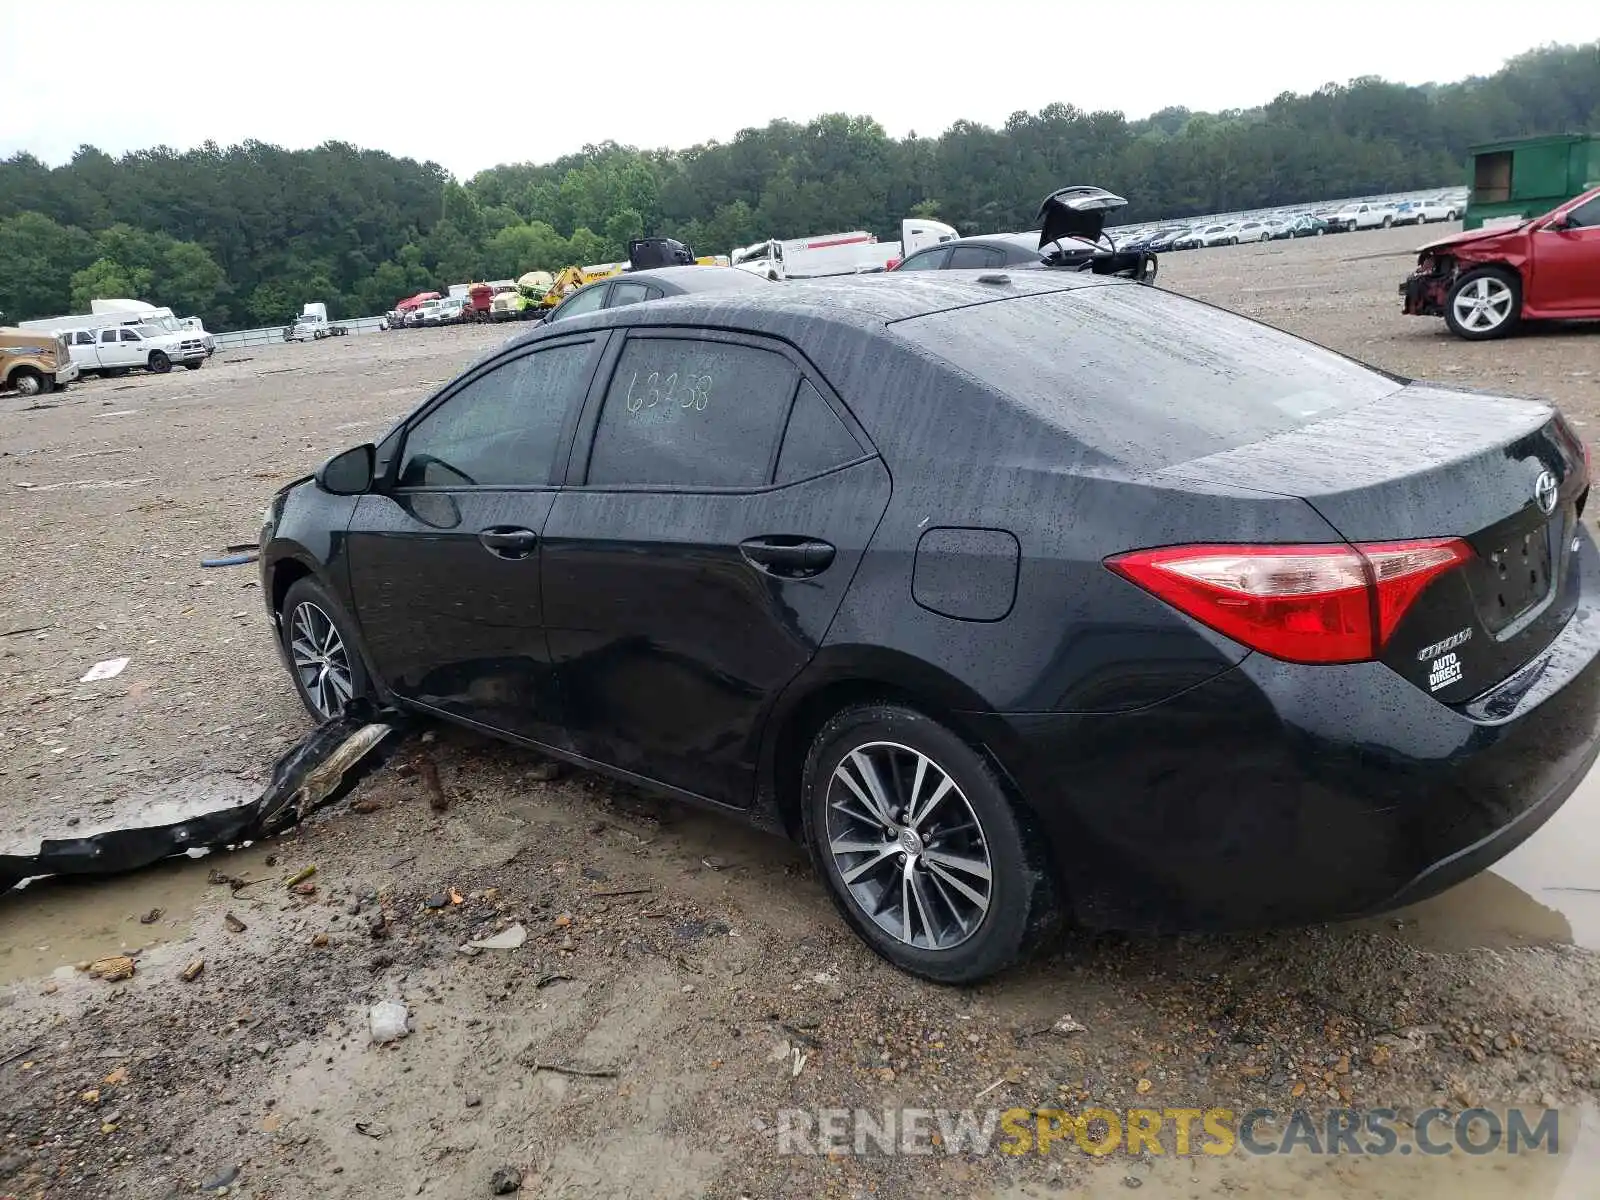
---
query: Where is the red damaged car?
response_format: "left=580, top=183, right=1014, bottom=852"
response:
left=1401, top=184, right=1600, bottom=340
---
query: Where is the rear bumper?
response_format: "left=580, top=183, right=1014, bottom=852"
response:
left=965, top=543, right=1600, bottom=933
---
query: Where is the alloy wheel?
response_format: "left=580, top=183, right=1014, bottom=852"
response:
left=14, top=373, right=41, bottom=396
left=824, top=741, right=993, bottom=950
left=288, top=600, right=354, bottom=719
left=1453, top=276, right=1514, bottom=333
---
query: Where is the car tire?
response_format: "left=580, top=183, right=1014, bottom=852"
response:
left=801, top=703, right=1059, bottom=984
left=147, top=351, right=171, bottom=374
left=1447, top=210, right=1458, bottom=222
left=1444, top=266, right=1522, bottom=341
left=279, top=576, right=371, bottom=722
left=1382, top=215, right=1394, bottom=228
left=183, top=361, right=202, bottom=371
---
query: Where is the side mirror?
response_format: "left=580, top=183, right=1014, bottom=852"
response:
left=314, top=443, right=375, bottom=495
left=1549, top=213, right=1575, bottom=231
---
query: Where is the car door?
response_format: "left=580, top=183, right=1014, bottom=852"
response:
left=342, top=334, right=605, bottom=746
left=1530, top=193, right=1600, bottom=314
left=96, top=328, right=130, bottom=368
left=547, top=283, right=610, bottom=325
left=541, top=329, right=891, bottom=806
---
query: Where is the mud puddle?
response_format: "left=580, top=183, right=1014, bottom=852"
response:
left=1361, top=760, right=1600, bottom=953
left=0, top=840, right=278, bottom=985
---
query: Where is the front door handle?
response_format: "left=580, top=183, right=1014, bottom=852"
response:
left=739, top=536, right=836, bottom=579
left=478, top=526, right=539, bottom=559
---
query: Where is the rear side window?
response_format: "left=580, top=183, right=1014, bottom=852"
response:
left=397, top=343, right=591, bottom=487
left=775, top=381, right=862, bottom=484
left=947, top=246, right=1005, bottom=269
left=892, top=286, right=1402, bottom=472
left=586, top=338, right=798, bottom=488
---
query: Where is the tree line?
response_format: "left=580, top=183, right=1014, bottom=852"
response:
left=0, top=43, right=1594, bottom=331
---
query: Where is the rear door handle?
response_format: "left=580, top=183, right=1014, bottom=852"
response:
left=739, top=536, right=836, bottom=579
left=478, top=526, right=539, bottom=559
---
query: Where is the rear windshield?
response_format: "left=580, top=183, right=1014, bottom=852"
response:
left=891, top=285, right=1403, bottom=472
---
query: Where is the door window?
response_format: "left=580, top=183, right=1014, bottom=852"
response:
left=74, top=331, right=94, bottom=345
left=607, top=282, right=660, bottom=307
left=947, top=245, right=1005, bottom=269
left=1564, top=195, right=1600, bottom=229
left=586, top=337, right=798, bottom=488
left=548, top=284, right=608, bottom=323
left=100, top=329, right=118, bottom=344
left=896, top=248, right=950, bottom=271
left=119, top=329, right=141, bottom=342
left=396, top=343, right=592, bottom=488
left=775, top=381, right=863, bottom=484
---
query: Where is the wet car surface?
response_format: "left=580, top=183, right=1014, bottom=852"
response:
left=258, top=272, right=1600, bottom=981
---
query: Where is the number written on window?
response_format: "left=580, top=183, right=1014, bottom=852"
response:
left=623, top=368, right=714, bottom=413
left=588, top=339, right=799, bottom=488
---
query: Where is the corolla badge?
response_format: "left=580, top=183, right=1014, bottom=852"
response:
left=1534, top=470, right=1559, bottom=516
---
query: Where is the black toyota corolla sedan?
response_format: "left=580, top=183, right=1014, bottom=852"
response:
left=260, top=271, right=1600, bottom=983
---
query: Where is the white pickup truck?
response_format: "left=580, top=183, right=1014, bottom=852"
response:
left=1326, top=203, right=1395, bottom=233
left=65, top=324, right=208, bottom=376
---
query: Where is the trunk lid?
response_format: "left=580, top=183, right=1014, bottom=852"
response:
left=1166, top=383, right=1589, bottom=703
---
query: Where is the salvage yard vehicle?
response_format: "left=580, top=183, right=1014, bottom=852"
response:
left=66, top=324, right=207, bottom=374
left=284, top=303, right=349, bottom=342
left=542, top=265, right=769, bottom=325
left=0, top=322, right=77, bottom=395
left=893, top=188, right=1159, bottom=283
left=1234, top=220, right=1274, bottom=243
left=260, top=269, right=1600, bottom=984
left=1327, top=202, right=1392, bottom=232
left=1281, top=214, right=1328, bottom=237
left=1401, top=183, right=1600, bottom=339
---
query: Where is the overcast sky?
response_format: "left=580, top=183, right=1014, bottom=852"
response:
left=5, top=1, right=1597, bottom=179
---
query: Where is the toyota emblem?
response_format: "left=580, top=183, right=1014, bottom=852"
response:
left=1534, top=470, right=1559, bottom=516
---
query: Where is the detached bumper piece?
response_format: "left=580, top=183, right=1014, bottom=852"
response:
left=0, top=700, right=412, bottom=894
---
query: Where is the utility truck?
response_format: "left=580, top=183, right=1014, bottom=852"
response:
left=731, top=219, right=958, bottom=280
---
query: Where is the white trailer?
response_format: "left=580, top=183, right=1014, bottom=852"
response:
left=731, top=219, right=958, bottom=280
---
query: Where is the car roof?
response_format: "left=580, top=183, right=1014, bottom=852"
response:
left=632, top=265, right=772, bottom=294
left=508, top=271, right=1114, bottom=348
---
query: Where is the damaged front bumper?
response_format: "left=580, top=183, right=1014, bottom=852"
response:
left=1400, top=258, right=1453, bottom=316
left=0, top=701, right=412, bottom=894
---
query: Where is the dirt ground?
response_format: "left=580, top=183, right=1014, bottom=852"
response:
left=2, top=224, right=1599, bottom=1199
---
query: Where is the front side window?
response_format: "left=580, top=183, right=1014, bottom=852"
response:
left=1563, top=194, right=1600, bottom=229
left=119, top=329, right=141, bottom=343
left=396, top=343, right=592, bottom=488
left=896, top=248, right=950, bottom=271
left=549, top=284, right=608, bottom=323
left=586, top=337, right=799, bottom=488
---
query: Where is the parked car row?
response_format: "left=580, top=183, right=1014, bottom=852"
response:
left=1109, top=194, right=1462, bottom=251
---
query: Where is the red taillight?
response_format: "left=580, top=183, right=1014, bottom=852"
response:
left=1106, top=539, right=1471, bottom=664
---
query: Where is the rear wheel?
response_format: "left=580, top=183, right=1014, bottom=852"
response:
left=1382, top=214, right=1394, bottom=228
left=280, top=577, right=370, bottom=721
left=802, top=703, right=1058, bottom=983
left=1445, top=267, right=1522, bottom=340
left=147, top=351, right=171, bottom=374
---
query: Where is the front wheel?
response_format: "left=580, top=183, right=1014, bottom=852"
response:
left=1445, top=267, right=1522, bottom=340
left=147, top=351, right=171, bottom=374
left=802, top=703, right=1058, bottom=984
left=10, top=369, right=51, bottom=397
left=280, top=577, right=371, bottom=721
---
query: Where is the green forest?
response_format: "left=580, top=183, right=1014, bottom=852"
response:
left=1, top=43, right=1595, bottom=330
